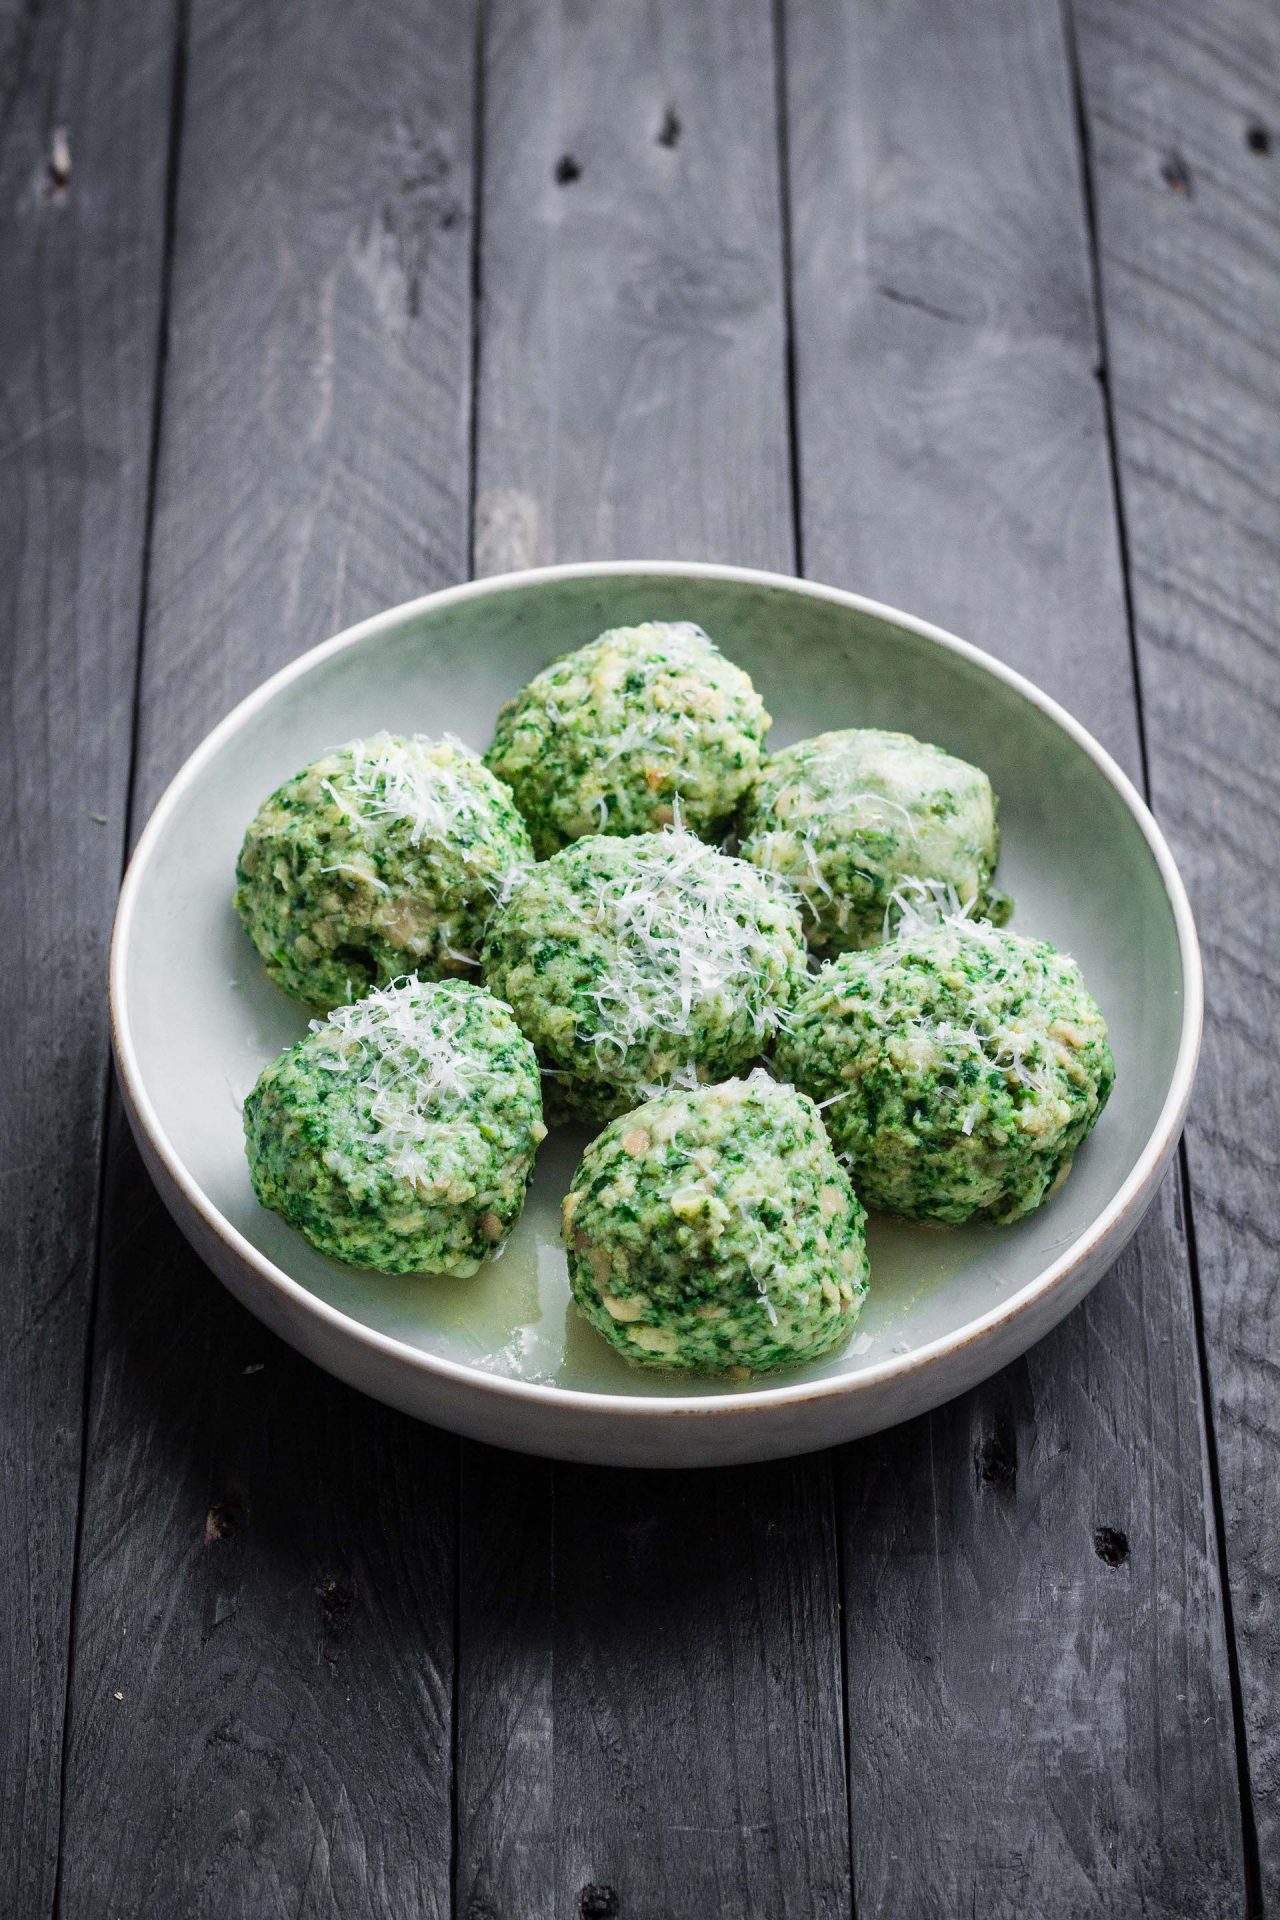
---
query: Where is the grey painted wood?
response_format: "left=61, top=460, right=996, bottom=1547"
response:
left=64, top=1133, right=460, bottom=1918
left=16, top=1, right=1261, bottom=1909
left=783, top=0, right=1245, bottom=1911
left=459, top=1450, right=851, bottom=1920
left=1073, top=0, right=1279, bottom=1901
left=56, top=1, right=476, bottom=1912
left=471, top=0, right=793, bottom=575
left=0, top=1, right=177, bottom=1912
left=456, top=5, right=850, bottom=1917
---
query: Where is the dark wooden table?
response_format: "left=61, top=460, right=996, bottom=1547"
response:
left=3, top=0, right=1276, bottom=1913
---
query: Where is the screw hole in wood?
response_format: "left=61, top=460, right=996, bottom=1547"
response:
left=1093, top=1526, right=1130, bottom=1567
left=1159, top=151, right=1193, bottom=195
left=580, top=1885, right=619, bottom=1918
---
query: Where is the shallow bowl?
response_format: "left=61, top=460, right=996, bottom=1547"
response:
left=110, top=562, right=1200, bottom=1466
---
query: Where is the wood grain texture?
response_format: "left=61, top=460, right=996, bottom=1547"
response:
left=0, top=1, right=177, bottom=1912
left=471, top=0, right=792, bottom=575
left=459, top=1450, right=851, bottom=1920
left=457, top=5, right=849, bottom=1917
left=782, top=0, right=1245, bottom=1910
left=57, top=1, right=476, bottom=1912
left=63, top=1131, right=459, bottom=1919
left=1072, top=0, right=1279, bottom=1900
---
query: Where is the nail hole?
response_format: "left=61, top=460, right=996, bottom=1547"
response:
left=1093, top=1526, right=1129, bottom=1567
left=204, top=1488, right=248, bottom=1543
left=1159, top=151, right=1193, bottom=195
left=580, top=1887, right=619, bottom=1919
left=319, top=1573, right=355, bottom=1624
left=657, top=107, right=681, bottom=149
left=1246, top=121, right=1271, bottom=155
left=975, top=1433, right=1016, bottom=1490
left=554, top=153, right=582, bottom=185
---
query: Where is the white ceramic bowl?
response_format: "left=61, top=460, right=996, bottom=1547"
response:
left=110, top=563, right=1201, bottom=1467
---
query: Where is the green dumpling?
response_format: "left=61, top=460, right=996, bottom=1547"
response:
left=563, top=1074, right=869, bottom=1375
left=234, top=733, right=532, bottom=1009
left=481, top=830, right=806, bottom=1123
left=484, top=621, right=769, bottom=856
left=739, top=727, right=1009, bottom=953
left=775, top=918, right=1113, bottom=1224
left=244, top=977, right=545, bottom=1274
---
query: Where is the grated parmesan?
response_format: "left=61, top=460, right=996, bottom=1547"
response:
left=234, top=734, right=533, bottom=1010
left=483, top=827, right=807, bottom=1122
left=345, top=732, right=507, bottom=876
left=244, top=977, right=545, bottom=1275
left=739, top=727, right=1008, bottom=954
left=313, top=977, right=481, bottom=1186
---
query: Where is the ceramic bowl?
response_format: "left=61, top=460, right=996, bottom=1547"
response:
left=110, top=563, right=1201, bottom=1467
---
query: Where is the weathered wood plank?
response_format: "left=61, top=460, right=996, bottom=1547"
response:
left=1072, top=0, right=1279, bottom=1901
left=57, top=2, right=476, bottom=1912
left=457, top=5, right=850, bottom=1917
left=460, top=1450, right=851, bottom=1920
left=471, top=0, right=793, bottom=575
left=783, top=0, right=1245, bottom=1910
left=0, top=1, right=177, bottom=1912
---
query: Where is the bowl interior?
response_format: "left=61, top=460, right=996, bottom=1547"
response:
left=120, top=571, right=1186, bottom=1399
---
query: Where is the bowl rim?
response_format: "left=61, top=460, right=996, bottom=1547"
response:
left=109, top=559, right=1203, bottom=1424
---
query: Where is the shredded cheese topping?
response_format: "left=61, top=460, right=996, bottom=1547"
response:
left=742, top=730, right=1001, bottom=948
left=841, top=895, right=1082, bottom=1113
left=576, top=828, right=798, bottom=1070
left=747, top=738, right=926, bottom=902
left=883, top=875, right=971, bottom=937
left=313, top=978, right=478, bottom=1186
left=335, top=733, right=501, bottom=872
left=589, top=626, right=718, bottom=762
